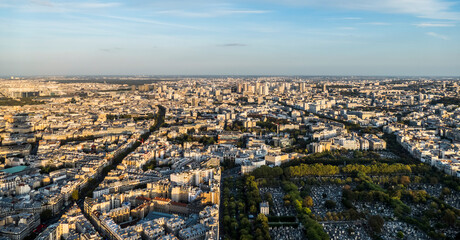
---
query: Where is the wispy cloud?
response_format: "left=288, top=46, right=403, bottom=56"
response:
left=277, top=0, right=460, bottom=20
left=223, top=9, right=269, bottom=14
left=2, top=0, right=121, bottom=12
left=415, top=22, right=455, bottom=27
left=156, top=9, right=270, bottom=18
left=338, top=27, right=355, bottom=30
left=30, top=0, right=54, bottom=8
left=362, top=22, right=391, bottom=25
left=426, top=31, right=449, bottom=40
left=327, top=17, right=362, bottom=21
left=217, top=43, right=247, bottom=47
left=77, top=2, right=121, bottom=8
left=99, top=15, right=204, bottom=30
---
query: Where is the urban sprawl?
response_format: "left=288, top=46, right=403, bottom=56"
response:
left=0, top=76, right=459, bottom=240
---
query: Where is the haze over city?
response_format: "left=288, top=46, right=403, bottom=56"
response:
left=1, top=0, right=460, bottom=76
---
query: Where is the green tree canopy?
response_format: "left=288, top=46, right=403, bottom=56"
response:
left=368, top=215, right=384, bottom=233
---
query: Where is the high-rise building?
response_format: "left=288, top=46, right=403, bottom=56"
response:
left=299, top=82, right=305, bottom=93
left=237, top=83, right=243, bottom=93
left=263, top=84, right=269, bottom=95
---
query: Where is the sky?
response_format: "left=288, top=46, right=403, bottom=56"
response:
left=0, top=0, right=460, bottom=76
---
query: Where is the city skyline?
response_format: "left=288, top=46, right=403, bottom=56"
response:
left=0, top=77, right=459, bottom=240
left=1, top=0, right=460, bottom=76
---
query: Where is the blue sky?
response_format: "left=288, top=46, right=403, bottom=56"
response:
left=1, top=0, right=459, bottom=76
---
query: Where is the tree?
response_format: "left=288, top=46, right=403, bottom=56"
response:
left=240, top=217, right=250, bottom=231
left=238, top=202, right=245, bottom=213
left=397, top=231, right=404, bottom=239
left=241, top=233, right=253, bottom=240
left=442, top=209, right=456, bottom=226
left=255, top=213, right=271, bottom=240
left=250, top=205, right=257, bottom=214
left=72, top=189, right=79, bottom=201
left=40, top=209, right=53, bottom=221
left=252, top=165, right=283, bottom=179
left=368, top=215, right=384, bottom=233
left=325, top=200, right=336, bottom=209
left=264, top=192, right=273, bottom=202
left=429, top=177, right=438, bottom=184
left=441, top=187, right=451, bottom=196
left=303, top=196, right=314, bottom=208
left=354, top=150, right=363, bottom=158
left=230, top=220, right=239, bottom=235
left=413, top=176, right=422, bottom=183
left=400, top=176, right=410, bottom=185
left=256, top=213, right=269, bottom=224
left=254, top=229, right=264, bottom=240
left=223, top=215, right=231, bottom=228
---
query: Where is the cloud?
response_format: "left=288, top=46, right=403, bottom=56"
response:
left=338, top=27, right=355, bottom=30
left=30, top=0, right=54, bottom=8
left=217, top=43, right=247, bottom=47
left=100, top=15, right=204, bottom=30
left=3, top=0, right=122, bottom=12
left=426, top=31, right=449, bottom=39
left=76, top=2, right=121, bottom=8
left=222, top=9, right=269, bottom=14
left=274, top=0, right=460, bottom=20
left=362, top=22, right=391, bottom=25
left=327, top=17, right=362, bottom=21
left=29, top=0, right=121, bottom=9
left=415, top=22, right=455, bottom=27
left=156, top=9, right=270, bottom=18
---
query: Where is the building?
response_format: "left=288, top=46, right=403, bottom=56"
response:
left=260, top=202, right=269, bottom=215
left=265, top=153, right=289, bottom=166
left=178, top=224, right=207, bottom=240
left=0, top=213, right=40, bottom=240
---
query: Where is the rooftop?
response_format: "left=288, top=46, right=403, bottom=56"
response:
left=1, top=166, right=28, bottom=174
